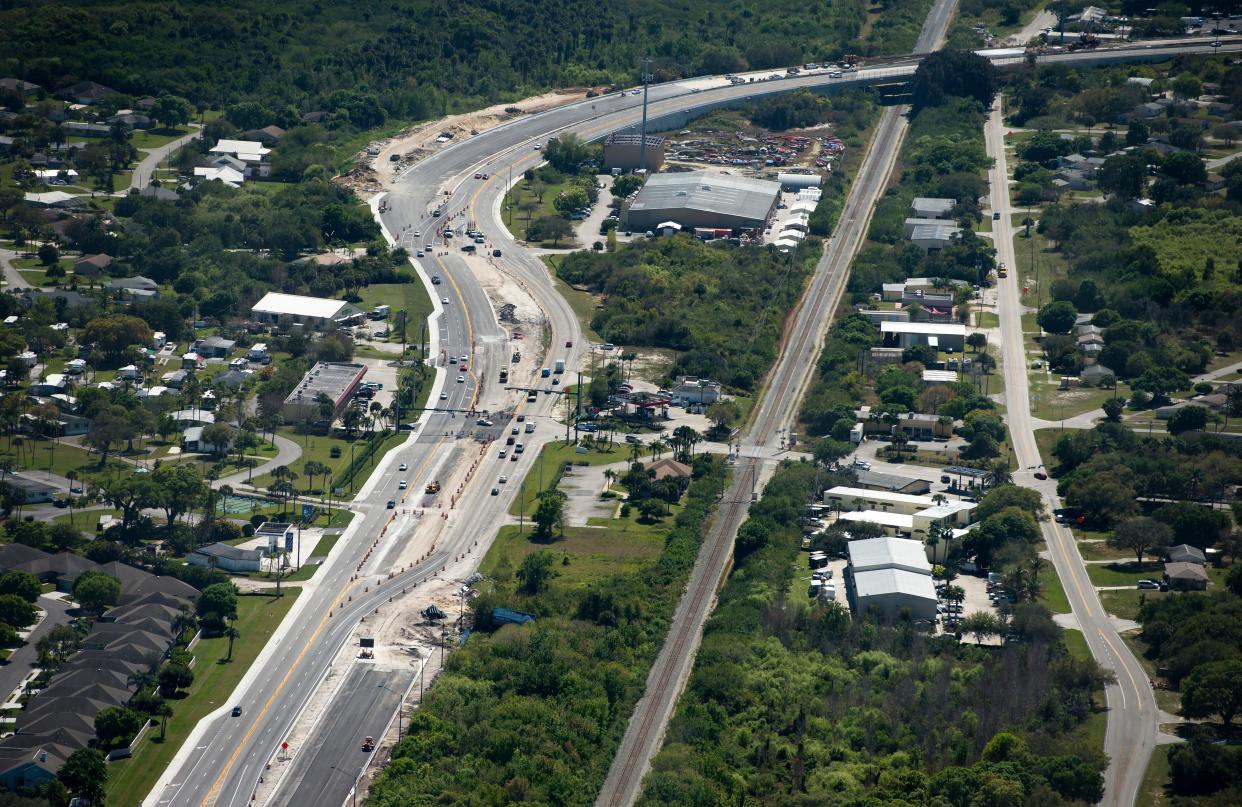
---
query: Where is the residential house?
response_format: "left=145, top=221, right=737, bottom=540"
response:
left=171, top=410, right=214, bottom=427
left=106, top=112, right=152, bottom=131
left=0, top=78, right=42, bottom=95
left=138, top=184, right=179, bottom=201
left=187, top=543, right=262, bottom=573
left=241, top=125, right=286, bottom=143
left=191, top=336, right=236, bottom=359
left=1166, top=544, right=1206, bottom=565
left=104, top=275, right=159, bottom=301
left=22, top=191, right=84, bottom=209
left=55, top=81, right=119, bottom=105
left=73, top=253, right=112, bottom=278
left=181, top=426, right=222, bottom=454
left=644, top=458, right=693, bottom=481
left=208, top=139, right=272, bottom=178
left=1164, top=561, right=1209, bottom=590
left=61, top=121, right=112, bottom=138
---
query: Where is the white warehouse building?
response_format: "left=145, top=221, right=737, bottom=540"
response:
left=847, top=537, right=938, bottom=622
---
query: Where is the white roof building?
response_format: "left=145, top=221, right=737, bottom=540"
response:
left=209, top=139, right=271, bottom=163
left=848, top=536, right=933, bottom=576
left=194, top=165, right=245, bottom=187
left=880, top=321, right=967, bottom=351
left=251, top=293, right=362, bottom=329
left=922, top=370, right=959, bottom=384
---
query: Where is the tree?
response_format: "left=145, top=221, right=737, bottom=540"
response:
left=611, top=174, right=644, bottom=197
left=201, top=422, right=235, bottom=458
left=533, top=489, right=566, bottom=538
left=1037, top=300, right=1078, bottom=334
left=911, top=49, right=998, bottom=110
left=0, top=594, right=36, bottom=629
left=516, top=551, right=556, bottom=595
left=152, top=464, right=206, bottom=532
left=92, top=471, right=160, bottom=535
left=1171, top=73, right=1203, bottom=100
left=1107, top=516, right=1172, bottom=565
left=977, top=485, right=1043, bottom=520
left=1162, top=152, right=1206, bottom=185
left=526, top=216, right=574, bottom=246
left=150, top=94, right=193, bottom=128
left=81, top=315, right=154, bottom=364
left=543, top=133, right=594, bottom=173
left=966, top=332, right=988, bottom=352
left=552, top=187, right=590, bottom=218
left=158, top=662, right=194, bottom=697
left=37, top=242, right=59, bottom=267
left=1103, top=397, right=1124, bottom=422
left=73, top=571, right=121, bottom=614
left=58, top=748, right=107, bottom=804
left=1166, top=405, right=1208, bottom=436
left=225, top=625, right=240, bottom=662
left=1097, top=153, right=1146, bottom=199
left=959, top=611, right=1003, bottom=643
left=94, top=705, right=144, bottom=748
left=1181, top=660, right=1242, bottom=726
left=196, top=582, right=238, bottom=633
left=83, top=405, right=136, bottom=465
left=704, top=400, right=740, bottom=435
left=0, top=570, right=41, bottom=603
left=37, top=623, right=82, bottom=667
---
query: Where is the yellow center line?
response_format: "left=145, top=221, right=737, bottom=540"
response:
left=198, top=435, right=446, bottom=806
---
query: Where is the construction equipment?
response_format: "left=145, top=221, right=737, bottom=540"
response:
left=1067, top=33, right=1099, bottom=51
left=425, top=480, right=441, bottom=494
left=362, top=736, right=375, bottom=752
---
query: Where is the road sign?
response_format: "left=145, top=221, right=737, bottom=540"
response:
left=301, top=503, right=315, bottom=523
left=285, top=532, right=294, bottom=553
left=281, top=741, right=288, bottom=750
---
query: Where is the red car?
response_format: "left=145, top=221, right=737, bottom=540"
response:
left=1034, top=471, right=1048, bottom=480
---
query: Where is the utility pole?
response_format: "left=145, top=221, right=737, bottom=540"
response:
left=638, top=56, right=652, bottom=174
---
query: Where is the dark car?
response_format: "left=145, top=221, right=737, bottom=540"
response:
left=386, top=500, right=396, bottom=509
left=1034, top=471, right=1048, bottom=480
left=492, top=249, right=502, bottom=257
left=232, top=706, right=243, bottom=716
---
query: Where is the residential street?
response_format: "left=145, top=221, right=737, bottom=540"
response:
left=125, top=125, right=202, bottom=192
left=986, top=94, right=1159, bottom=807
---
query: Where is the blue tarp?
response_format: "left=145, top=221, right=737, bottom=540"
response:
left=492, top=607, right=536, bottom=625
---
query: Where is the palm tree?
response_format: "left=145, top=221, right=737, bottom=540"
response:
left=225, top=625, right=239, bottom=662
left=155, top=700, right=174, bottom=741
left=629, top=441, right=642, bottom=465
left=1187, top=467, right=1204, bottom=501
left=984, top=459, right=1012, bottom=488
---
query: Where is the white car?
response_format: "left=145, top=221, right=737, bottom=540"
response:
left=457, top=375, right=465, bottom=383
left=440, top=392, right=448, bottom=400
left=412, top=230, right=421, bottom=237
left=399, top=463, right=407, bottom=471
left=441, top=297, right=450, bottom=304
left=398, top=480, right=407, bottom=489
left=499, top=475, right=508, bottom=483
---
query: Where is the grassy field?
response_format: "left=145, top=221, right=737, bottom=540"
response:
left=352, top=282, right=433, bottom=342
left=2, top=440, right=129, bottom=480
left=1085, top=561, right=1162, bottom=587
left=481, top=506, right=669, bottom=587
left=1033, top=428, right=1061, bottom=471
left=1029, top=381, right=1120, bottom=423
left=13, top=255, right=75, bottom=286
left=104, top=590, right=300, bottom=806
left=129, top=126, right=194, bottom=150
left=1012, top=229, right=1069, bottom=295
left=251, top=428, right=403, bottom=493
left=1121, top=631, right=1183, bottom=715
left=502, top=175, right=572, bottom=244
left=1136, top=747, right=1172, bottom=807
left=545, top=257, right=604, bottom=342
left=1038, top=564, right=1071, bottom=614
left=1077, top=539, right=1132, bottom=561
left=280, top=533, right=343, bottom=581
left=1099, top=588, right=1165, bottom=621
left=52, top=508, right=124, bottom=532
left=507, top=441, right=628, bottom=519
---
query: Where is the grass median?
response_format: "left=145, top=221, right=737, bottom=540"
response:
left=104, top=590, right=300, bottom=806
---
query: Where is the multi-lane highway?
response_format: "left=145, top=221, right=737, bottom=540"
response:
left=986, top=100, right=1158, bottom=807
left=147, top=33, right=1241, bottom=807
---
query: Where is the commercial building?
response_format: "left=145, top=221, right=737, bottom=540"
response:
left=777, top=172, right=822, bottom=191
left=909, top=197, right=956, bottom=219
left=251, top=292, right=363, bottom=331
left=602, top=133, right=666, bottom=173
left=282, top=362, right=367, bottom=423
left=846, top=537, right=938, bottom=622
left=188, top=543, right=262, bottom=573
left=825, top=486, right=974, bottom=562
left=669, top=376, right=722, bottom=405
left=624, top=171, right=780, bottom=233
left=879, top=321, right=966, bottom=352
left=853, top=469, right=931, bottom=496
left=909, top=223, right=963, bottom=254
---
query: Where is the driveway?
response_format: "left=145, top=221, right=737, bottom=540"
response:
left=214, top=433, right=302, bottom=489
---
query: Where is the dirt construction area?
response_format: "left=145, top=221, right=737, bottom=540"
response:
left=336, top=88, right=601, bottom=196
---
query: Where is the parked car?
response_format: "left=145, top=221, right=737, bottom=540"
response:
left=1137, top=579, right=1161, bottom=590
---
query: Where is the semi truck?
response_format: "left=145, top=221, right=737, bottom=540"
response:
left=554, top=358, right=565, bottom=374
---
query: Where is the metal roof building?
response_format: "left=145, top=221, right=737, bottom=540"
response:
left=251, top=292, right=362, bottom=330
left=624, top=171, right=780, bottom=232
left=847, top=537, right=937, bottom=622
left=282, top=362, right=367, bottom=422
left=848, top=537, right=932, bottom=576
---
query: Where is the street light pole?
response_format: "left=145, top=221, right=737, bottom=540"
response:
left=328, top=766, right=358, bottom=807
left=638, top=56, right=652, bottom=174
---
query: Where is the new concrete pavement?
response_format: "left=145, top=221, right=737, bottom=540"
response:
left=987, top=95, right=1158, bottom=807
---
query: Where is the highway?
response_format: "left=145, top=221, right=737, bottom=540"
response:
left=145, top=32, right=1241, bottom=807
left=985, top=99, right=1158, bottom=807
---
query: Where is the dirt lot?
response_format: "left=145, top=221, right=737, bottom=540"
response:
left=336, top=89, right=601, bottom=196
